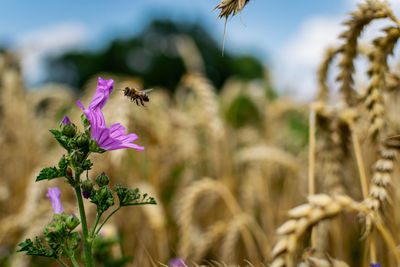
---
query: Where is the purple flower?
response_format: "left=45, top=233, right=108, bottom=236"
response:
left=168, top=258, right=187, bottom=267
left=82, top=191, right=91, bottom=199
left=77, top=77, right=144, bottom=151
left=62, top=115, right=72, bottom=125
left=46, top=187, right=64, bottom=214
left=370, top=263, right=381, bottom=267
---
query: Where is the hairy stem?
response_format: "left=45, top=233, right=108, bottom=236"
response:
left=90, top=212, right=102, bottom=240
left=56, top=259, right=70, bottom=267
left=74, top=186, right=93, bottom=267
left=95, top=206, right=121, bottom=237
left=308, top=108, right=317, bottom=248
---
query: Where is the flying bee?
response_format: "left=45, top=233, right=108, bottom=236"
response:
left=122, top=87, right=152, bottom=106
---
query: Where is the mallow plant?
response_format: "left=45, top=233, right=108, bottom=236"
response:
left=17, top=77, right=156, bottom=267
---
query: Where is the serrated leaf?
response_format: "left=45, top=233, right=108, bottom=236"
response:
left=113, top=185, right=156, bottom=207
left=58, top=155, right=67, bottom=169
left=17, top=238, right=56, bottom=258
left=36, top=166, right=65, bottom=182
left=49, top=129, right=69, bottom=150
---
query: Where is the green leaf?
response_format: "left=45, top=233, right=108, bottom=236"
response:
left=17, top=238, right=57, bottom=258
left=36, top=167, right=60, bottom=182
left=58, top=155, right=67, bottom=169
left=36, top=155, right=67, bottom=182
left=49, top=129, right=69, bottom=150
left=114, top=184, right=156, bottom=207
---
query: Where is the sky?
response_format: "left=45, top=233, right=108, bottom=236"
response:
left=1, top=0, right=400, bottom=100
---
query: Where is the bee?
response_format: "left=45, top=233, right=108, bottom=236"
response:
left=122, top=87, right=152, bottom=106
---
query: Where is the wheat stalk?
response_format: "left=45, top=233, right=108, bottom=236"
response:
left=176, top=178, right=259, bottom=262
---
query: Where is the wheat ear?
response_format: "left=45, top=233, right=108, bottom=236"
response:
left=270, top=194, right=400, bottom=267
left=337, top=0, right=393, bottom=105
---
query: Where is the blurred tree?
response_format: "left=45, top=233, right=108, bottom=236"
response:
left=45, top=20, right=265, bottom=92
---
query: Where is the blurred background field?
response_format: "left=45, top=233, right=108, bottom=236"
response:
left=3, top=0, right=400, bottom=266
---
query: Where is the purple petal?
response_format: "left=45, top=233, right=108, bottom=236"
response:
left=89, top=77, right=114, bottom=110
left=82, top=191, right=91, bottom=199
left=46, top=187, right=64, bottom=214
left=62, top=116, right=72, bottom=125
left=168, top=258, right=187, bottom=267
left=370, top=264, right=381, bottom=267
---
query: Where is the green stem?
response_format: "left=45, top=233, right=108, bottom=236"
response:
left=90, top=212, right=102, bottom=239
left=69, top=254, right=80, bottom=267
left=56, top=259, right=69, bottom=267
left=74, top=186, right=93, bottom=267
left=95, top=206, right=121, bottom=237
left=62, top=247, right=79, bottom=267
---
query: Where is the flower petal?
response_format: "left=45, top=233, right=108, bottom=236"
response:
left=46, top=187, right=64, bottom=214
left=89, top=77, right=114, bottom=110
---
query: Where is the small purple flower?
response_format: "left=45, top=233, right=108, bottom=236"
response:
left=62, top=115, right=72, bottom=125
left=82, top=191, right=91, bottom=199
left=46, top=187, right=64, bottom=214
left=77, top=77, right=144, bottom=151
left=168, top=258, right=187, bottom=267
left=370, top=263, right=381, bottom=267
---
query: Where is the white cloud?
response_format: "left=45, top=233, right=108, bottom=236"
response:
left=273, top=16, right=344, bottom=100
left=15, top=22, right=87, bottom=85
left=274, top=0, right=400, bottom=101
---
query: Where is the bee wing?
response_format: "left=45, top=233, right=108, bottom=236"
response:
left=142, top=88, right=153, bottom=94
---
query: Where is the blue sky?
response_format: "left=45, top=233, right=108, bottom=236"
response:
left=1, top=0, right=400, bottom=99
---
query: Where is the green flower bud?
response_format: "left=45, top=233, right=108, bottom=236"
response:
left=96, top=172, right=109, bottom=187
left=70, top=151, right=83, bottom=167
left=61, top=123, right=77, bottom=138
left=76, top=133, right=89, bottom=148
left=65, top=215, right=80, bottom=230
left=81, top=113, right=90, bottom=129
left=89, top=139, right=99, bottom=152
left=81, top=179, right=94, bottom=199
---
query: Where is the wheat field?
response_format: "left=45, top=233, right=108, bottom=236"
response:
left=3, top=0, right=400, bottom=266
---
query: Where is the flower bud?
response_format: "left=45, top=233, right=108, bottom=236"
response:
left=81, top=179, right=94, bottom=199
left=96, top=172, right=109, bottom=187
left=61, top=122, right=77, bottom=138
left=76, top=133, right=89, bottom=148
left=89, top=139, right=99, bottom=152
left=65, top=215, right=80, bottom=230
left=70, top=151, right=83, bottom=167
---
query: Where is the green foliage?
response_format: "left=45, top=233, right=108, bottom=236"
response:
left=285, top=110, right=309, bottom=152
left=36, top=155, right=67, bottom=182
left=17, top=214, right=81, bottom=259
left=226, top=95, right=261, bottom=128
left=44, top=214, right=81, bottom=253
left=114, top=184, right=156, bottom=207
left=93, top=235, right=131, bottom=267
left=17, top=238, right=57, bottom=258
left=49, top=129, right=69, bottom=150
left=46, top=20, right=265, bottom=92
left=90, top=186, right=115, bottom=213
